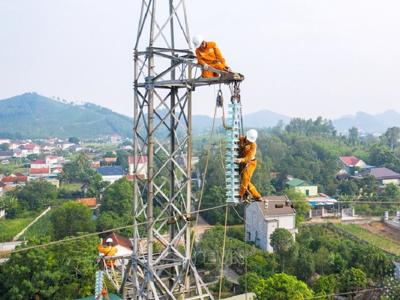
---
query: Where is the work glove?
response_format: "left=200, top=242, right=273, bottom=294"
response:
left=203, top=64, right=209, bottom=70
left=234, top=158, right=242, bottom=164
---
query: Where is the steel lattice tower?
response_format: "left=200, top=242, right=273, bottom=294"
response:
left=122, top=0, right=222, bottom=299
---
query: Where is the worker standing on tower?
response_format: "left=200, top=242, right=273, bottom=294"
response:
left=236, top=129, right=261, bottom=203
left=98, top=237, right=118, bottom=267
left=192, top=34, right=241, bottom=80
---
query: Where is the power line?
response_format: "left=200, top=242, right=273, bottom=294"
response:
left=0, top=203, right=229, bottom=258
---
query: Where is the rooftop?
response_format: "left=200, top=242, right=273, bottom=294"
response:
left=359, top=167, right=400, bottom=180
left=287, top=178, right=311, bottom=187
left=339, top=156, right=361, bottom=167
left=257, top=195, right=296, bottom=216
left=97, top=166, right=124, bottom=176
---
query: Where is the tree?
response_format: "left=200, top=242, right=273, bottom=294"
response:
left=238, top=272, right=262, bottom=293
left=0, top=195, right=20, bottom=218
left=284, top=188, right=310, bottom=225
left=50, top=202, right=95, bottom=240
left=13, top=181, right=57, bottom=211
left=348, top=127, right=359, bottom=146
left=381, top=183, right=400, bottom=202
left=312, top=274, right=337, bottom=297
left=254, top=273, right=313, bottom=300
left=338, top=267, right=367, bottom=297
left=383, top=127, right=400, bottom=150
left=60, top=152, right=95, bottom=183
left=101, top=177, right=133, bottom=217
left=68, top=136, right=80, bottom=144
left=295, top=247, right=315, bottom=281
left=247, top=252, right=278, bottom=277
left=270, top=228, right=295, bottom=272
left=0, top=237, right=97, bottom=299
left=314, top=246, right=331, bottom=275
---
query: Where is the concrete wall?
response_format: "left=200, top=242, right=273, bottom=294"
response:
left=102, top=175, right=124, bottom=184
left=295, top=185, right=318, bottom=196
left=382, top=179, right=400, bottom=186
left=246, top=203, right=297, bottom=252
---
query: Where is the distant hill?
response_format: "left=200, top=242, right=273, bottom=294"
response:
left=0, top=93, right=132, bottom=139
left=333, top=110, right=400, bottom=133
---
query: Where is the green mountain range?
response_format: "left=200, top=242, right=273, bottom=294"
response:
left=0, top=93, right=132, bottom=139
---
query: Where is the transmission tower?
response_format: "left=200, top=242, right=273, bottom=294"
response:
left=119, top=0, right=234, bottom=299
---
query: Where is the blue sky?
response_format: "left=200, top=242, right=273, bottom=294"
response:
left=1, top=0, right=400, bottom=119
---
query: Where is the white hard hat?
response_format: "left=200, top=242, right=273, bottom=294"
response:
left=246, top=129, right=258, bottom=143
left=106, top=238, right=113, bottom=243
left=192, top=35, right=204, bottom=48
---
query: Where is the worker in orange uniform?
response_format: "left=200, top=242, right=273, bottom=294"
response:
left=98, top=237, right=118, bottom=267
left=192, top=34, right=240, bottom=79
left=236, top=129, right=261, bottom=203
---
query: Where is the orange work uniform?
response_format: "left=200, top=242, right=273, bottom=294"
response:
left=98, top=244, right=118, bottom=267
left=195, top=41, right=227, bottom=78
left=238, top=136, right=261, bottom=200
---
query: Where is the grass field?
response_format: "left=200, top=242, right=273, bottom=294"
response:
left=22, top=213, right=54, bottom=240
left=0, top=217, right=35, bottom=242
left=59, top=182, right=82, bottom=192
left=336, top=224, right=400, bottom=256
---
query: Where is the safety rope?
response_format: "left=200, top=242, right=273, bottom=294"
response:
left=188, top=101, right=219, bottom=266
left=218, top=205, right=229, bottom=299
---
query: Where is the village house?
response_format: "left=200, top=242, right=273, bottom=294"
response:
left=353, top=167, right=400, bottom=186
left=245, top=195, right=297, bottom=252
left=338, top=156, right=368, bottom=177
left=286, top=177, right=318, bottom=197
left=97, top=166, right=124, bottom=183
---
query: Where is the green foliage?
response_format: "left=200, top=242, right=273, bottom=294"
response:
left=295, top=247, right=315, bottom=282
left=247, top=252, right=278, bottom=278
left=0, top=215, right=36, bottom=242
left=338, top=267, right=367, bottom=295
left=60, top=152, right=95, bottom=183
left=284, top=188, right=310, bottom=225
left=254, top=273, right=313, bottom=300
left=101, top=177, right=132, bottom=217
left=312, top=274, right=337, bottom=297
left=270, top=228, right=295, bottom=272
left=12, top=181, right=57, bottom=212
left=0, top=236, right=98, bottom=299
left=50, top=202, right=95, bottom=240
left=238, top=272, right=262, bottom=293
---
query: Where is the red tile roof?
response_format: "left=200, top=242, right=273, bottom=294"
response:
left=29, top=167, right=50, bottom=174
left=128, top=156, right=147, bottom=164
left=339, top=156, right=360, bottom=166
left=31, top=160, right=46, bottom=165
left=1, top=174, right=27, bottom=183
left=76, top=198, right=97, bottom=208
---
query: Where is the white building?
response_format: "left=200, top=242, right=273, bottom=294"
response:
left=245, top=195, right=297, bottom=252
left=128, top=156, right=147, bottom=179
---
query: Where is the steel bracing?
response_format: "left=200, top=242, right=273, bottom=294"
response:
left=122, top=0, right=225, bottom=299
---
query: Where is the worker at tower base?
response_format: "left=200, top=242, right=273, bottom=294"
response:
left=98, top=237, right=118, bottom=267
left=192, top=34, right=240, bottom=80
left=236, top=129, right=262, bottom=203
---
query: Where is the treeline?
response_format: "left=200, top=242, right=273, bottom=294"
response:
left=196, top=224, right=396, bottom=299
left=194, top=118, right=400, bottom=224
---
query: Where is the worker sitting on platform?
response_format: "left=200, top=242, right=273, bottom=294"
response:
left=192, top=34, right=240, bottom=80
left=236, top=129, right=261, bottom=203
left=98, top=237, right=118, bottom=267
